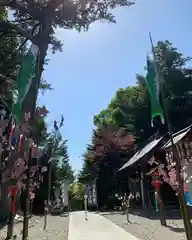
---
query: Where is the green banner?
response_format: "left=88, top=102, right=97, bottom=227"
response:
left=145, top=56, right=164, bottom=126
left=12, top=44, right=39, bottom=124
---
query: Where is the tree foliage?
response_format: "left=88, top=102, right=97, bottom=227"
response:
left=27, top=128, right=74, bottom=206
left=0, top=0, right=135, bottom=90
left=50, top=131, right=74, bottom=183
left=69, top=181, right=84, bottom=200
left=0, top=7, right=22, bottom=106
left=45, top=129, right=74, bottom=182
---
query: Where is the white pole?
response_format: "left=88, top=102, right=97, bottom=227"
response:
left=84, top=195, right=88, bottom=220
left=140, top=171, right=145, bottom=208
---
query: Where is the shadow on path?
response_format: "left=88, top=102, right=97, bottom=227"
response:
left=0, top=222, right=6, bottom=231
left=102, top=208, right=192, bottom=220
left=167, top=225, right=185, bottom=233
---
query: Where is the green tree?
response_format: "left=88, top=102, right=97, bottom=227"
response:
left=0, top=0, right=135, bottom=90
left=154, top=40, right=192, bottom=130
left=55, top=139, right=74, bottom=183
left=78, top=151, right=96, bottom=184
left=0, top=7, right=22, bottom=107
left=68, top=181, right=85, bottom=210
left=46, top=130, right=74, bottom=184
left=69, top=181, right=84, bottom=200
left=34, top=130, right=74, bottom=207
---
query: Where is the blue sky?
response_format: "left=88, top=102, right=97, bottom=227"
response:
left=39, top=0, right=192, bottom=172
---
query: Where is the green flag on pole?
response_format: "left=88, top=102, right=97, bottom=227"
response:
left=145, top=55, right=164, bottom=126
left=12, top=44, right=39, bottom=124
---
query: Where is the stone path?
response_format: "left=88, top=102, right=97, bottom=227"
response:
left=68, top=211, right=140, bottom=240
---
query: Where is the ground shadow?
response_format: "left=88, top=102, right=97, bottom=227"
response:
left=0, top=222, right=6, bottom=231
left=100, top=211, right=124, bottom=216
left=123, top=221, right=139, bottom=225
left=59, top=212, right=69, bottom=217
left=101, top=208, right=192, bottom=220
left=129, top=208, right=192, bottom=220
left=167, top=225, right=185, bottom=233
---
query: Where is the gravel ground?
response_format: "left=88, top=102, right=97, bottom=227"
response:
left=103, top=212, right=187, bottom=240
left=0, top=215, right=69, bottom=240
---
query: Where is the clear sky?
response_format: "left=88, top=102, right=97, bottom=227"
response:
left=39, top=0, right=192, bottom=172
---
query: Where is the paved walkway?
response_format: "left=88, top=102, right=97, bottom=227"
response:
left=68, top=211, right=140, bottom=240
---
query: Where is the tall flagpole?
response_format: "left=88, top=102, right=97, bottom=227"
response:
left=149, top=32, right=192, bottom=240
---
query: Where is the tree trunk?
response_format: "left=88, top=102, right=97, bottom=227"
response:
left=158, top=194, right=167, bottom=226
left=177, top=180, right=192, bottom=240
left=174, top=144, right=192, bottom=240
left=160, top=78, right=192, bottom=240
left=22, top=148, right=32, bottom=240
left=44, top=159, right=52, bottom=229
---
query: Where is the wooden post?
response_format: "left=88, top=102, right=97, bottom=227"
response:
left=22, top=147, right=32, bottom=240
left=84, top=194, right=88, bottom=221
left=151, top=170, right=166, bottom=226
left=140, top=171, right=145, bottom=209
left=6, top=180, right=17, bottom=239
